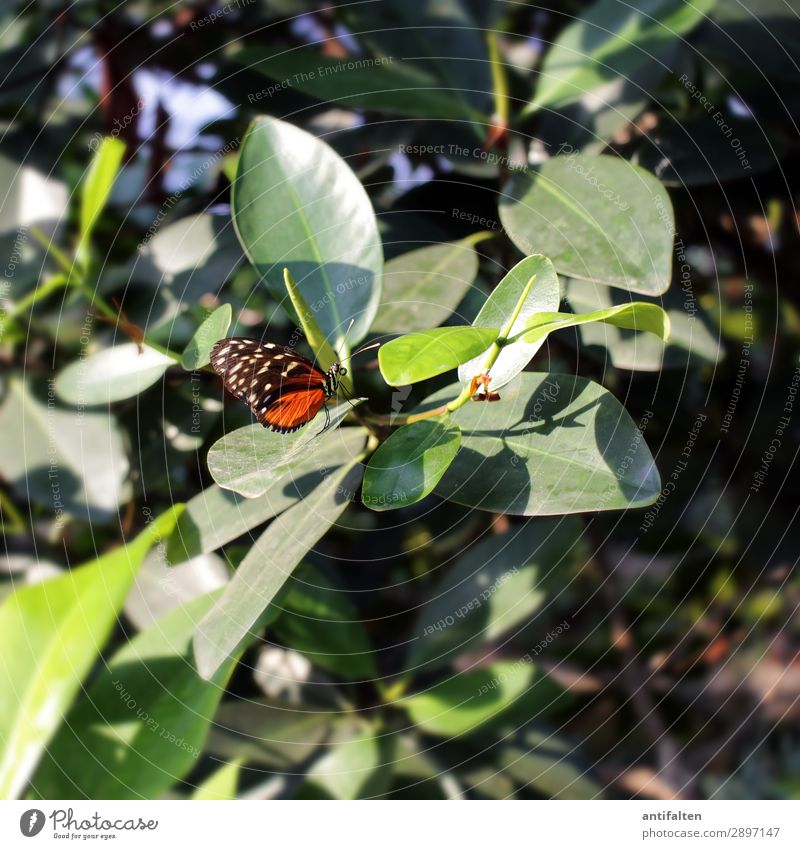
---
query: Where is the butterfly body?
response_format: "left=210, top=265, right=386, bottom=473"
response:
left=210, top=337, right=346, bottom=433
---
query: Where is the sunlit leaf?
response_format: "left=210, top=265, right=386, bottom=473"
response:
left=0, top=507, right=183, bottom=799
left=379, top=327, right=499, bottom=386
left=31, top=589, right=236, bottom=799
left=458, top=255, right=560, bottom=392
left=56, top=343, right=176, bottom=405
left=232, top=116, right=383, bottom=349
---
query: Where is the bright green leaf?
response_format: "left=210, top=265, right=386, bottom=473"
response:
left=564, top=278, right=722, bottom=371
left=56, top=343, right=176, bottom=405
left=192, top=759, right=242, bottom=800
left=78, top=136, right=125, bottom=261
left=458, top=255, right=560, bottom=391
left=31, top=589, right=236, bottom=799
left=378, top=327, right=499, bottom=386
left=232, top=116, right=383, bottom=349
left=193, top=460, right=363, bottom=680
left=181, top=304, right=232, bottom=370
left=362, top=419, right=461, bottom=511
left=520, top=302, right=671, bottom=345
left=0, top=506, right=182, bottom=799
left=499, top=154, right=674, bottom=295
left=403, top=661, right=539, bottom=737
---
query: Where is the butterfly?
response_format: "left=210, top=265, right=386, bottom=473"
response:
left=210, top=337, right=347, bottom=433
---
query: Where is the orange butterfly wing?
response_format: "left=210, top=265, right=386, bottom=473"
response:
left=260, top=387, right=327, bottom=432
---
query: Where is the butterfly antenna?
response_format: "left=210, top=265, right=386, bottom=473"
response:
left=350, top=340, right=382, bottom=358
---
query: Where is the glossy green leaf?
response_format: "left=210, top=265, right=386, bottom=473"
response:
left=564, top=278, right=722, bottom=371
left=421, top=374, right=661, bottom=515
left=403, top=661, right=539, bottom=737
left=362, top=419, right=461, bottom=511
left=272, top=564, right=376, bottom=680
left=283, top=268, right=342, bottom=376
left=180, top=304, right=232, bottom=370
left=232, top=116, right=383, bottom=349
left=371, top=239, right=481, bottom=334
left=237, top=48, right=483, bottom=122
left=168, top=429, right=365, bottom=563
left=405, top=519, right=582, bottom=673
left=378, top=327, right=499, bottom=386
left=56, top=343, right=176, bottom=405
left=0, top=506, right=182, bottom=799
left=0, top=378, right=129, bottom=521
left=194, top=460, right=363, bottom=680
left=31, top=589, right=235, bottom=800
left=520, top=303, right=671, bottom=345
left=78, top=136, right=125, bottom=259
left=499, top=154, right=674, bottom=295
left=458, top=255, right=560, bottom=392
left=192, top=759, right=242, bottom=800
left=207, top=412, right=366, bottom=499
left=526, top=0, right=717, bottom=114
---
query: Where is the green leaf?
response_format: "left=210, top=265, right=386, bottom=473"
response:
left=498, top=726, right=604, bottom=799
left=283, top=267, right=342, bottom=377
left=564, top=278, right=722, bottom=371
left=422, top=373, right=661, bottom=515
left=526, top=0, right=718, bottom=114
left=180, top=304, right=232, bottom=370
left=0, top=506, right=182, bottom=799
left=232, top=116, right=383, bottom=349
left=362, top=419, right=461, bottom=511
left=306, top=722, right=392, bottom=800
left=194, top=460, right=363, bottom=680
left=499, top=154, right=674, bottom=295
left=56, top=343, right=176, bottom=405
left=272, top=564, right=377, bottom=680
left=237, top=47, right=484, bottom=122
left=403, top=661, right=540, bottom=737
left=378, top=327, right=499, bottom=386
left=0, top=378, right=129, bottom=521
left=340, top=0, right=493, bottom=122
left=207, top=412, right=366, bottom=499
left=458, top=255, right=560, bottom=392
left=520, top=303, right=671, bottom=345
left=78, top=136, right=125, bottom=261
left=168, top=429, right=365, bottom=563
left=371, top=238, right=481, bottom=334
left=405, top=519, right=581, bottom=673
left=207, top=699, right=331, bottom=769
left=31, top=589, right=235, bottom=800
left=192, top=760, right=242, bottom=800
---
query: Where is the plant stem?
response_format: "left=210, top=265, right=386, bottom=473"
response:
left=0, top=489, right=26, bottom=535
left=487, top=30, right=510, bottom=130
left=5, top=274, right=69, bottom=319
